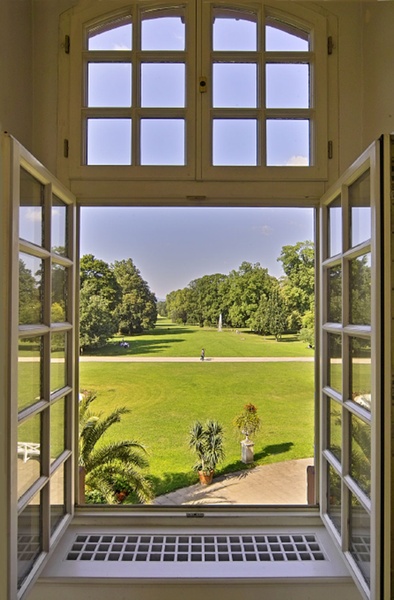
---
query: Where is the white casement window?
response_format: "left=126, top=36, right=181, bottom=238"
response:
left=319, top=138, right=391, bottom=600
left=2, top=135, right=77, bottom=599
left=62, top=0, right=329, bottom=187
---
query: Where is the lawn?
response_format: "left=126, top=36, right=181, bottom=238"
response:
left=79, top=361, right=315, bottom=497
left=85, top=317, right=315, bottom=358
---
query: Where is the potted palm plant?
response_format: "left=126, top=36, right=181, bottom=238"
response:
left=189, top=419, right=225, bottom=485
left=234, top=403, right=261, bottom=464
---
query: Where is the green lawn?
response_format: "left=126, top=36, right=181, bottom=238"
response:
left=85, top=317, right=315, bottom=358
left=79, top=361, right=315, bottom=497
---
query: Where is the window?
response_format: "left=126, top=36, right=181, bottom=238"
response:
left=320, top=142, right=383, bottom=600
left=64, top=0, right=329, bottom=184
left=4, top=137, right=77, bottom=597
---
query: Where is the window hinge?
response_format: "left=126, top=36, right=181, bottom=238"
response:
left=327, top=36, right=333, bottom=55
left=64, top=34, right=70, bottom=54
left=328, top=140, right=333, bottom=159
left=63, top=139, right=69, bottom=158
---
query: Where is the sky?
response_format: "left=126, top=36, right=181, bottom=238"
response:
left=80, top=207, right=314, bottom=300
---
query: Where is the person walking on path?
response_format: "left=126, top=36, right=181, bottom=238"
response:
left=200, top=348, right=205, bottom=361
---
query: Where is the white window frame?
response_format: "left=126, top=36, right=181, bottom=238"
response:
left=319, top=138, right=387, bottom=600
left=1, top=133, right=77, bottom=600
left=59, top=0, right=331, bottom=193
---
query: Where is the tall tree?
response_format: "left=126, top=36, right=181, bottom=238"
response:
left=277, top=241, right=315, bottom=330
left=79, top=282, right=117, bottom=350
left=224, top=262, right=274, bottom=329
left=267, top=286, right=287, bottom=341
left=113, top=258, right=157, bottom=334
left=80, top=254, right=121, bottom=311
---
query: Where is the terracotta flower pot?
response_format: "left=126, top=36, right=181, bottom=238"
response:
left=198, top=470, right=214, bottom=486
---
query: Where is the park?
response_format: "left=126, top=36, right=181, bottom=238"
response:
left=79, top=318, right=315, bottom=501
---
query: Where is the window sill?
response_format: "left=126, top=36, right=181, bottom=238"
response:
left=31, top=510, right=356, bottom=581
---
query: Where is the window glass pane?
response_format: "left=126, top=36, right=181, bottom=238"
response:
left=213, top=10, right=257, bottom=51
left=350, top=254, right=371, bottom=326
left=350, top=337, right=371, bottom=411
left=265, top=22, right=309, bottom=51
left=349, top=170, right=371, bottom=247
left=18, top=337, right=43, bottom=412
left=349, top=493, right=371, bottom=587
left=88, top=63, right=131, bottom=107
left=51, top=463, right=66, bottom=535
left=350, top=413, right=371, bottom=498
left=51, top=397, right=66, bottom=462
left=328, top=196, right=342, bottom=257
left=52, top=197, right=67, bottom=256
left=52, top=264, right=67, bottom=323
left=266, top=63, right=309, bottom=108
left=20, top=168, right=44, bottom=247
left=141, top=15, right=185, bottom=51
left=327, top=397, right=341, bottom=462
left=327, top=264, right=341, bottom=323
left=327, top=463, right=341, bottom=535
left=213, top=119, right=257, bottom=166
left=17, top=490, right=42, bottom=590
left=141, top=119, right=185, bottom=165
left=18, top=413, right=41, bottom=499
left=51, top=332, right=67, bottom=393
left=327, top=333, right=342, bottom=393
left=213, top=63, right=257, bottom=108
left=19, top=253, right=43, bottom=325
left=88, top=22, right=132, bottom=51
left=266, top=120, right=309, bottom=166
left=141, top=63, right=185, bottom=107
left=87, top=119, right=131, bottom=165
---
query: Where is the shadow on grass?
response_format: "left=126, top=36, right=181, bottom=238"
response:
left=254, top=441, right=294, bottom=460
left=87, top=337, right=186, bottom=356
left=148, top=471, right=197, bottom=497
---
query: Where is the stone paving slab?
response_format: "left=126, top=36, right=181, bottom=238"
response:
left=152, top=458, right=314, bottom=506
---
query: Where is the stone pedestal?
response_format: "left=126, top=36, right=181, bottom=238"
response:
left=241, top=438, right=254, bottom=464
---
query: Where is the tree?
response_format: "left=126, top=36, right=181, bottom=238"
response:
left=224, top=261, right=274, bottom=329
left=113, top=259, right=157, bottom=334
left=267, top=286, right=287, bottom=341
left=79, top=391, right=153, bottom=504
left=19, top=258, right=41, bottom=324
left=278, top=241, right=315, bottom=330
left=79, top=283, right=117, bottom=350
left=187, top=273, right=227, bottom=327
left=80, top=254, right=120, bottom=312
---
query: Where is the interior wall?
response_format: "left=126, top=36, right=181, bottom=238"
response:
left=32, top=0, right=77, bottom=172
left=0, top=0, right=33, bottom=150
left=361, top=3, right=394, bottom=149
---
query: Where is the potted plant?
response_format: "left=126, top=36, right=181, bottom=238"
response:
left=189, top=419, right=225, bottom=485
left=233, top=403, right=261, bottom=464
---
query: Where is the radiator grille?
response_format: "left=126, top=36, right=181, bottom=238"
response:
left=66, top=533, right=326, bottom=563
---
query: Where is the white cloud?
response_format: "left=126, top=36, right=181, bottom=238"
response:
left=286, top=155, right=309, bottom=166
left=253, top=224, right=273, bottom=236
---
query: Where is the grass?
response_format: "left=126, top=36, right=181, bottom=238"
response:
left=79, top=361, right=315, bottom=497
left=85, top=317, right=315, bottom=358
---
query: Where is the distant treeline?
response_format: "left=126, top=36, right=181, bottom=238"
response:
left=159, top=241, right=315, bottom=341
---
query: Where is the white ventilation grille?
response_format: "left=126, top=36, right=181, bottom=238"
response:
left=66, top=533, right=326, bottom=563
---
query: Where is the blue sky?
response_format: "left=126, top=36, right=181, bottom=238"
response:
left=80, top=207, right=314, bottom=300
